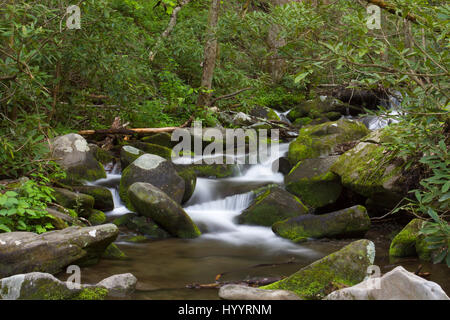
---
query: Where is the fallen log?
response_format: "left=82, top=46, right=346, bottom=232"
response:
left=186, top=276, right=284, bottom=289
left=78, top=116, right=194, bottom=136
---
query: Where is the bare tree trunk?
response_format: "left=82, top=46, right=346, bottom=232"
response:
left=197, top=0, right=221, bottom=107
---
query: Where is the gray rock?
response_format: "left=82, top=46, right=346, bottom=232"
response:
left=0, top=224, right=119, bottom=278
left=127, top=182, right=200, bottom=239
left=219, top=285, right=301, bottom=300
left=120, top=145, right=145, bottom=169
left=53, top=187, right=95, bottom=218
left=325, top=266, right=450, bottom=300
left=97, top=273, right=137, bottom=297
left=51, top=133, right=106, bottom=183
left=119, top=154, right=185, bottom=205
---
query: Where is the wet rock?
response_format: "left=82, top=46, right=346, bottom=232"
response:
left=88, top=209, right=106, bottom=226
left=132, top=141, right=173, bottom=160
left=88, top=144, right=115, bottom=165
left=272, top=205, right=370, bottom=242
left=50, top=133, right=106, bottom=183
left=238, top=186, right=308, bottom=227
left=53, top=187, right=95, bottom=218
left=288, top=119, right=369, bottom=165
left=113, top=212, right=171, bottom=240
left=219, top=284, right=301, bottom=300
left=233, top=112, right=253, bottom=126
left=275, top=156, right=292, bottom=175
left=330, top=138, right=407, bottom=211
left=119, top=154, right=185, bottom=205
left=120, top=145, right=145, bottom=169
left=96, top=273, right=137, bottom=297
left=287, top=97, right=349, bottom=122
left=46, top=207, right=84, bottom=229
left=101, top=243, right=128, bottom=260
left=325, top=266, right=450, bottom=300
left=141, top=132, right=175, bottom=148
left=128, top=182, right=200, bottom=239
left=72, top=185, right=114, bottom=212
left=260, top=239, right=375, bottom=299
left=0, top=224, right=119, bottom=278
left=285, top=156, right=342, bottom=208
left=249, top=106, right=281, bottom=121
left=186, top=163, right=237, bottom=179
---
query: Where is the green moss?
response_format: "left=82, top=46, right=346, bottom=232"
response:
left=141, top=132, right=174, bottom=148
left=132, top=142, right=173, bottom=159
left=94, top=147, right=114, bottom=165
left=293, top=117, right=312, bottom=127
left=88, top=209, right=106, bottom=226
left=53, top=188, right=95, bottom=218
left=72, top=287, right=108, bottom=300
left=389, top=219, right=423, bottom=257
left=416, top=237, right=433, bottom=262
left=125, top=235, right=149, bottom=243
left=102, top=243, right=128, bottom=260
left=73, top=185, right=114, bottom=211
left=175, top=167, right=197, bottom=204
left=190, top=163, right=236, bottom=178
left=260, top=240, right=373, bottom=299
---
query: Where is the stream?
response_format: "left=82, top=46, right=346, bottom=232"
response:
left=62, top=111, right=450, bottom=299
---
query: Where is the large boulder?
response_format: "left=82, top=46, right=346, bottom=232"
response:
left=185, top=163, right=237, bottom=179
left=72, top=185, right=114, bottom=212
left=272, top=205, right=370, bottom=242
left=285, top=156, right=342, bottom=208
left=260, top=239, right=375, bottom=299
left=50, top=133, right=106, bottom=183
left=141, top=132, right=176, bottom=148
left=288, top=119, right=369, bottom=165
left=325, top=266, right=449, bottom=300
left=119, top=154, right=185, bottom=205
left=219, top=285, right=301, bottom=300
left=96, top=273, right=137, bottom=297
left=127, top=182, right=200, bottom=239
left=249, top=106, right=281, bottom=121
left=330, top=136, right=407, bottom=211
left=238, top=185, right=308, bottom=227
left=0, top=224, right=119, bottom=278
left=132, top=141, right=173, bottom=160
left=113, top=213, right=171, bottom=240
left=287, top=96, right=350, bottom=122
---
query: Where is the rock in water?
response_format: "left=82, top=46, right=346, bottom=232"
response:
left=50, top=133, right=106, bottom=183
left=53, top=187, right=95, bottom=218
left=0, top=224, right=119, bottom=278
left=127, top=182, right=201, bottom=239
left=219, top=285, right=301, bottom=300
left=325, top=266, right=450, bottom=300
left=120, top=145, right=145, bottom=169
left=119, top=154, right=185, bottom=205
left=238, top=186, right=308, bottom=227
left=260, top=239, right=375, bottom=299
left=288, top=119, right=369, bottom=165
left=174, top=166, right=197, bottom=204
left=96, top=273, right=137, bottom=297
left=272, top=205, right=370, bottom=242
left=72, top=185, right=114, bottom=212
left=285, top=156, right=342, bottom=208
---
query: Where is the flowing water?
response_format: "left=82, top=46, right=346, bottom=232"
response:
left=65, top=111, right=450, bottom=299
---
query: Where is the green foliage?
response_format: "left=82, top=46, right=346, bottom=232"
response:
left=0, top=178, right=56, bottom=234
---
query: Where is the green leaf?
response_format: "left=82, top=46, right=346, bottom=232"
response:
left=0, top=224, right=11, bottom=232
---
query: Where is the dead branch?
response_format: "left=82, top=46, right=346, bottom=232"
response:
left=210, top=87, right=253, bottom=106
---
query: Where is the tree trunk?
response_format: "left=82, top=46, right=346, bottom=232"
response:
left=197, top=0, right=221, bottom=107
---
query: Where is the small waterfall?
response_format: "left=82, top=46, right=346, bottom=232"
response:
left=274, top=109, right=291, bottom=124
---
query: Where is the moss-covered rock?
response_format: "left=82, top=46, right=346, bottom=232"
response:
left=288, top=119, right=369, bottom=165
left=53, top=187, right=95, bottom=218
left=187, top=163, right=237, bottom=179
left=51, top=133, right=106, bottom=184
left=128, top=182, right=201, bottom=239
left=389, top=219, right=423, bottom=257
left=330, top=139, right=406, bottom=210
left=113, top=212, right=171, bottom=240
left=285, top=156, right=342, bottom=208
left=141, top=132, right=175, bottom=148
left=72, top=185, right=114, bottom=212
left=174, top=166, right=197, bottom=204
left=272, top=205, right=370, bottom=242
left=287, top=97, right=349, bottom=122
left=72, top=287, right=108, bottom=300
left=120, top=145, right=145, bottom=169
left=131, top=141, right=173, bottom=160
left=89, top=144, right=115, bottom=165
left=250, top=106, right=281, bottom=121
left=102, top=243, right=128, bottom=260
left=238, top=186, right=308, bottom=227
left=88, top=209, right=106, bottom=226
left=119, top=154, right=185, bottom=205
left=260, top=239, right=375, bottom=299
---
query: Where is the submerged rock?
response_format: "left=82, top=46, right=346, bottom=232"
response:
left=101, top=243, right=128, bottom=260
left=113, top=212, right=171, bottom=240
left=260, top=239, right=375, bottom=299
left=128, top=182, right=200, bottom=239
left=119, top=154, right=185, bottom=205
left=285, top=156, right=342, bottom=208
left=51, top=133, right=106, bottom=183
left=325, top=266, right=449, bottom=300
left=238, top=186, right=308, bottom=227
left=288, top=119, right=369, bottom=165
left=219, top=284, right=301, bottom=300
left=0, top=224, right=119, bottom=278
left=272, top=205, right=370, bottom=242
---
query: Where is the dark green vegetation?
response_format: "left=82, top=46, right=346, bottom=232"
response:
left=0, top=0, right=448, bottom=265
